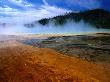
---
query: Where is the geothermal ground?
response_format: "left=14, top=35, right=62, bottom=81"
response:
left=0, top=33, right=110, bottom=82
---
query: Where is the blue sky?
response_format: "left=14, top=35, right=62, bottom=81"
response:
left=0, top=0, right=109, bottom=23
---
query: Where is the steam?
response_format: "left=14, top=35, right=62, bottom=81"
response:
left=0, top=20, right=110, bottom=35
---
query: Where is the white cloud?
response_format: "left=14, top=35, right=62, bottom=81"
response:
left=0, top=6, right=70, bottom=23
left=43, top=0, right=49, bottom=6
left=8, top=0, right=35, bottom=9
left=0, top=0, right=71, bottom=23
left=0, top=5, right=18, bottom=12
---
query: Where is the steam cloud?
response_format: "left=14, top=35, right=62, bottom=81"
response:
left=0, top=20, right=109, bottom=35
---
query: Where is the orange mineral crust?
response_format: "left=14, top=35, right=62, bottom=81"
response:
left=0, top=41, right=110, bottom=82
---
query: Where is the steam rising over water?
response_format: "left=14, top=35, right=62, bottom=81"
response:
left=0, top=20, right=110, bottom=35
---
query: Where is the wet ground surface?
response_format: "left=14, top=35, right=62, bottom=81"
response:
left=21, top=33, right=110, bottom=63
left=0, top=33, right=110, bottom=82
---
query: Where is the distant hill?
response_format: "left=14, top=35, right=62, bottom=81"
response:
left=24, top=9, right=110, bottom=29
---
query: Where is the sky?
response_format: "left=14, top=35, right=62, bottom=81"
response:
left=0, top=0, right=109, bottom=23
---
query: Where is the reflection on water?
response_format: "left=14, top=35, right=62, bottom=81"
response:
left=0, top=21, right=110, bottom=35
